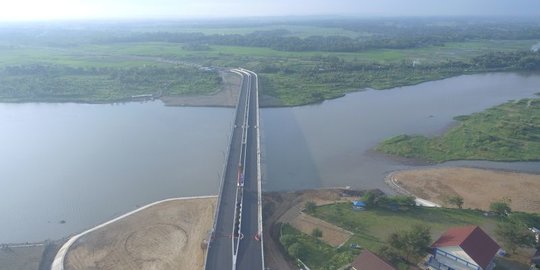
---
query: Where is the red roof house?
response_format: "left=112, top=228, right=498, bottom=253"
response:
left=428, top=226, right=500, bottom=270
left=351, top=250, right=396, bottom=270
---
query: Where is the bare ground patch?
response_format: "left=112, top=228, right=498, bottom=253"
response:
left=65, top=197, right=216, bottom=270
left=391, top=167, right=540, bottom=213
left=290, top=212, right=353, bottom=247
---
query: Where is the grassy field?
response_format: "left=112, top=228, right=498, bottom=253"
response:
left=377, top=98, right=540, bottom=162
left=65, top=39, right=536, bottom=64
left=0, top=41, right=223, bottom=103
left=312, top=203, right=498, bottom=253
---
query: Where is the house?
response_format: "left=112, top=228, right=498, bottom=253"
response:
left=351, top=250, right=396, bottom=270
left=428, top=226, right=500, bottom=270
left=352, top=201, right=366, bottom=210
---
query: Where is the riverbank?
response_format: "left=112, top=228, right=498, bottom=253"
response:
left=376, top=97, right=540, bottom=162
left=160, top=70, right=241, bottom=107
left=389, top=167, right=540, bottom=213
left=55, top=196, right=216, bottom=270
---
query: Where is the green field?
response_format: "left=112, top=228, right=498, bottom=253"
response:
left=312, top=204, right=497, bottom=252
left=376, top=98, right=540, bottom=162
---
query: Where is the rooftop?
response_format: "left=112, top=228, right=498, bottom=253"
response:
left=432, top=225, right=500, bottom=269
left=351, top=250, right=396, bottom=270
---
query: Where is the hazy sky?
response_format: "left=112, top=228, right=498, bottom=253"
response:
left=1, top=0, right=539, bottom=21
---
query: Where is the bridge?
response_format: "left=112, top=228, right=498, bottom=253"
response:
left=49, top=68, right=265, bottom=270
left=204, top=68, right=265, bottom=270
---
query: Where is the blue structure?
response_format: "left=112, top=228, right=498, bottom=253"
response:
left=352, top=201, right=366, bottom=210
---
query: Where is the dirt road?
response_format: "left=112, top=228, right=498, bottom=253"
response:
left=65, top=197, right=216, bottom=270
left=391, top=167, right=540, bottom=212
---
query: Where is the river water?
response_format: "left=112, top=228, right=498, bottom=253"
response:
left=261, top=72, right=540, bottom=191
left=0, top=102, right=233, bottom=243
left=1, top=72, right=539, bottom=243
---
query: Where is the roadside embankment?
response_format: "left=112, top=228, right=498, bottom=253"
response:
left=56, top=196, right=216, bottom=270
left=389, top=167, right=540, bottom=212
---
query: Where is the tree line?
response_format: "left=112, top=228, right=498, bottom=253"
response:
left=104, top=29, right=540, bottom=52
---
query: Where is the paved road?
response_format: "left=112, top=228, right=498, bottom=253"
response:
left=205, top=69, right=264, bottom=270
left=236, top=69, right=263, bottom=270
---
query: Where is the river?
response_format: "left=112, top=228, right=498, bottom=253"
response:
left=0, top=102, right=233, bottom=243
left=0, top=72, right=539, bottom=243
left=261, top=72, right=540, bottom=191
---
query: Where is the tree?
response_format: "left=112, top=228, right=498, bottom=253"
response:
left=495, top=221, right=536, bottom=254
left=362, top=191, right=385, bottom=209
left=377, top=195, right=416, bottom=210
left=490, top=198, right=512, bottom=216
left=311, top=228, right=323, bottom=238
left=288, top=243, right=305, bottom=259
left=383, top=224, right=432, bottom=262
left=305, top=201, right=317, bottom=213
left=280, top=234, right=297, bottom=247
left=378, top=245, right=402, bottom=265
left=446, top=195, right=464, bottom=209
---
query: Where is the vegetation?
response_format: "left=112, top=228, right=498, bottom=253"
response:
left=305, top=201, right=317, bottom=213
left=377, top=98, right=540, bottom=162
left=279, top=223, right=357, bottom=270
left=0, top=64, right=221, bottom=103
left=311, top=203, right=498, bottom=252
left=495, top=221, right=536, bottom=254
left=311, top=228, right=323, bottom=238
left=379, top=225, right=432, bottom=263
left=360, top=192, right=416, bottom=210
left=1, top=18, right=540, bottom=105
left=490, top=199, right=513, bottom=217
left=445, top=195, right=464, bottom=209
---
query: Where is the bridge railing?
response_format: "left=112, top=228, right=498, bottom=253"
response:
left=252, top=70, right=266, bottom=270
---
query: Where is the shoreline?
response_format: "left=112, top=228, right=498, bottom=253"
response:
left=1, top=71, right=536, bottom=108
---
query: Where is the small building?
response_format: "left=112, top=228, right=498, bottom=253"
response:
left=352, top=201, right=366, bottom=210
left=428, top=225, right=500, bottom=270
left=351, top=250, right=396, bottom=270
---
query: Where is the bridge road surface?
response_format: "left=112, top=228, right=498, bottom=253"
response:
left=236, top=69, right=263, bottom=269
left=205, top=69, right=263, bottom=270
